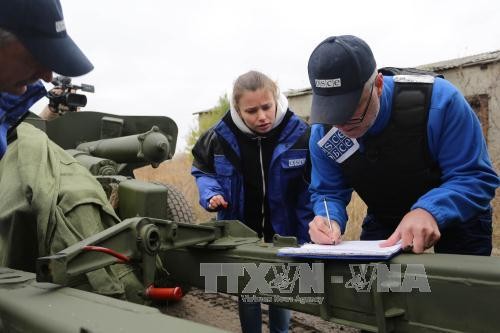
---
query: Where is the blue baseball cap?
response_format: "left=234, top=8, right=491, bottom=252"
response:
left=308, top=35, right=376, bottom=125
left=0, top=0, right=93, bottom=77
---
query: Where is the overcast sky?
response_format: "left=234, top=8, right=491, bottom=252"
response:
left=32, top=0, right=500, bottom=152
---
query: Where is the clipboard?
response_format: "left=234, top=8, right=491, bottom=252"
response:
left=277, top=240, right=401, bottom=260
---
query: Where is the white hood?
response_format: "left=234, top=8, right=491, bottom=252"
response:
left=229, top=92, right=289, bottom=135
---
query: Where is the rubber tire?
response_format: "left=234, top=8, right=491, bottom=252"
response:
left=161, top=183, right=195, bottom=224
left=155, top=183, right=195, bottom=302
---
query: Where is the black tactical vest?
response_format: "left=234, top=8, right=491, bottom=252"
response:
left=339, top=68, right=442, bottom=226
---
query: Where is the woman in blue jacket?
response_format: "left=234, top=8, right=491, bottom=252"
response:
left=192, top=70, right=313, bottom=333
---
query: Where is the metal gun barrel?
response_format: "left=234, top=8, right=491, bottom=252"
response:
left=76, top=126, right=171, bottom=167
left=66, top=149, right=118, bottom=175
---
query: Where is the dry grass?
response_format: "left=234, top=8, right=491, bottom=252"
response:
left=135, top=153, right=499, bottom=252
left=134, top=153, right=216, bottom=223
left=343, top=192, right=366, bottom=241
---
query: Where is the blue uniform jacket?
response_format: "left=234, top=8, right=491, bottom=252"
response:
left=0, top=82, right=46, bottom=158
left=310, top=76, right=499, bottom=232
left=192, top=112, right=313, bottom=244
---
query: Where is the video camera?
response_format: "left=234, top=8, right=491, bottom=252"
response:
left=47, top=76, right=95, bottom=113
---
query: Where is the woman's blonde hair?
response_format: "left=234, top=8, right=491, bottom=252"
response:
left=232, top=71, right=278, bottom=111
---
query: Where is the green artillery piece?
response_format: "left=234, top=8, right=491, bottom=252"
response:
left=1, top=110, right=498, bottom=333
left=34, top=212, right=500, bottom=333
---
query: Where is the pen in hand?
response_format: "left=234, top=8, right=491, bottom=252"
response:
left=323, top=197, right=333, bottom=233
left=322, top=197, right=340, bottom=245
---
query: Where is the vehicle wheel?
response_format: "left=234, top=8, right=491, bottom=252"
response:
left=155, top=183, right=195, bottom=301
left=161, top=183, right=195, bottom=224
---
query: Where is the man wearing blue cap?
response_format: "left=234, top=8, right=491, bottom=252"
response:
left=307, top=35, right=499, bottom=255
left=0, top=0, right=145, bottom=303
left=0, top=0, right=93, bottom=159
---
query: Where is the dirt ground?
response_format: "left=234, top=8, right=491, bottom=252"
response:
left=161, top=288, right=359, bottom=333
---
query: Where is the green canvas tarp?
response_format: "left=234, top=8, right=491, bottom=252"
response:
left=0, top=123, right=142, bottom=302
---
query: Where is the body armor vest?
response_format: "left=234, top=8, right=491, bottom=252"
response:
left=340, top=74, right=442, bottom=226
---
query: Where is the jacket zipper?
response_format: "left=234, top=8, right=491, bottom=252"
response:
left=257, top=137, right=266, bottom=234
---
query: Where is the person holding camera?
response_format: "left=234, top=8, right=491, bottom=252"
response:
left=40, top=80, right=91, bottom=120
left=39, top=87, right=68, bottom=121
left=0, top=0, right=146, bottom=304
left=0, top=0, right=93, bottom=158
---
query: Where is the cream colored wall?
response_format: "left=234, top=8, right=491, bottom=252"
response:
left=287, top=93, right=312, bottom=120
left=437, top=63, right=500, bottom=164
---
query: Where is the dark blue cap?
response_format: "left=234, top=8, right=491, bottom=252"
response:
left=308, top=35, right=376, bottom=125
left=0, top=0, right=93, bottom=77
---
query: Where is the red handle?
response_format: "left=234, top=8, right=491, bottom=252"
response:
left=145, top=286, right=183, bottom=301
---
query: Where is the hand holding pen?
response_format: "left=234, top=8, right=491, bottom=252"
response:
left=308, top=198, right=342, bottom=245
left=323, top=198, right=333, bottom=233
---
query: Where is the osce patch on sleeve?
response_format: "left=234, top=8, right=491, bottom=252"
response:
left=317, top=127, right=359, bottom=163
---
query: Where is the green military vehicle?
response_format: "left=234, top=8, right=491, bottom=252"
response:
left=0, top=79, right=499, bottom=333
